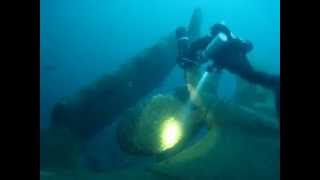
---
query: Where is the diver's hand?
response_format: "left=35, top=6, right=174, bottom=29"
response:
left=198, top=51, right=209, bottom=64
left=206, top=63, right=223, bottom=74
left=206, top=63, right=218, bottom=73
left=177, top=57, right=199, bottom=69
left=206, top=64, right=214, bottom=72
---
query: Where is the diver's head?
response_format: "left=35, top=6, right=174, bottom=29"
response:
left=176, top=26, right=188, bottom=39
left=210, top=23, right=231, bottom=38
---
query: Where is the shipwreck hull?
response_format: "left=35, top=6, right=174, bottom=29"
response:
left=51, top=9, right=203, bottom=139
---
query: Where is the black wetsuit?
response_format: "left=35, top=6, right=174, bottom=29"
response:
left=212, top=38, right=280, bottom=117
left=177, top=27, right=280, bottom=117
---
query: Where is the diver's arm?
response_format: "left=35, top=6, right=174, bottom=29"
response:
left=224, top=53, right=280, bottom=116
left=241, top=69, right=279, bottom=92
left=262, top=73, right=280, bottom=117
left=240, top=69, right=280, bottom=116
left=257, top=73, right=280, bottom=117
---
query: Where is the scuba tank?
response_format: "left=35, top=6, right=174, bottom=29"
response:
left=201, top=32, right=229, bottom=72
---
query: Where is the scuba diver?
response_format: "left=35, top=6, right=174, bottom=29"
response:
left=175, top=23, right=280, bottom=117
